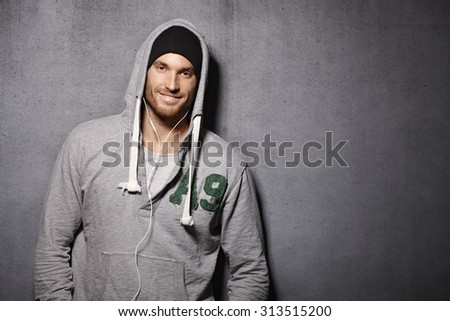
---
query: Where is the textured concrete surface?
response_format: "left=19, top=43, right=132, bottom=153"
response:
left=1, top=0, right=450, bottom=300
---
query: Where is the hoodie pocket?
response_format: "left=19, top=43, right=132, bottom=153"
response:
left=99, top=252, right=189, bottom=301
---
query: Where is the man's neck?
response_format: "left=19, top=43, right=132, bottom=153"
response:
left=141, top=113, right=190, bottom=154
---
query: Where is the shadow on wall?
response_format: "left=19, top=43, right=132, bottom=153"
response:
left=202, top=55, right=221, bottom=132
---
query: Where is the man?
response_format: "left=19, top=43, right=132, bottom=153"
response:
left=35, top=19, right=268, bottom=300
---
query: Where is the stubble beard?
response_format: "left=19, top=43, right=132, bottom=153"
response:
left=145, top=90, right=193, bottom=127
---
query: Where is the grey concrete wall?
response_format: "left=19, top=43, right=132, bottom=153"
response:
left=1, top=0, right=449, bottom=300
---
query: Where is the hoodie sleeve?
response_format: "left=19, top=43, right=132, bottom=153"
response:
left=220, top=167, right=269, bottom=300
left=34, top=133, right=83, bottom=300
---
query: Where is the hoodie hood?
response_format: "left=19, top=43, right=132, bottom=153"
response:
left=117, top=19, right=209, bottom=226
left=120, top=19, right=209, bottom=134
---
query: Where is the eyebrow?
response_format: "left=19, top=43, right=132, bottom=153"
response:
left=153, top=60, right=167, bottom=67
left=153, top=60, right=195, bottom=74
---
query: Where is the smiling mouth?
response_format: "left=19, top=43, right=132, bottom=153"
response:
left=158, top=92, right=182, bottom=103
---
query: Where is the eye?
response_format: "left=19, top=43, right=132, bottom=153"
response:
left=181, top=70, right=193, bottom=78
left=152, top=63, right=165, bottom=72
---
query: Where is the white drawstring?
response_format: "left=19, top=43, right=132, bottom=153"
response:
left=180, top=115, right=201, bottom=226
left=117, top=97, right=142, bottom=194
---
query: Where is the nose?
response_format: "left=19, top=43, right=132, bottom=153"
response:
left=164, top=72, right=179, bottom=92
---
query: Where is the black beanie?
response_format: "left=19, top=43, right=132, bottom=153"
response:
left=148, top=26, right=202, bottom=77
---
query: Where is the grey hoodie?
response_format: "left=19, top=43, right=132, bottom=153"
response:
left=34, top=19, right=269, bottom=301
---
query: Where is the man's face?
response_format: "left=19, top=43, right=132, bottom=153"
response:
left=144, top=53, right=197, bottom=123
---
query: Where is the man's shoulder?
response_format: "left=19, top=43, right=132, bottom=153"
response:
left=201, top=128, right=227, bottom=145
left=71, top=114, right=122, bottom=135
left=63, top=114, right=124, bottom=155
left=200, top=128, right=249, bottom=172
left=67, top=114, right=123, bottom=142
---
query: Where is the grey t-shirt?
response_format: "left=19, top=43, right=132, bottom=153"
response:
left=143, top=146, right=176, bottom=198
